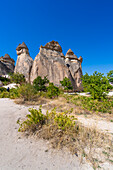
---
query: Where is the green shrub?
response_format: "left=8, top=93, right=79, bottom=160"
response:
left=0, top=87, right=7, bottom=92
left=107, top=70, right=113, bottom=83
left=17, top=106, right=47, bottom=132
left=17, top=107, right=76, bottom=132
left=0, top=91, right=9, bottom=98
left=18, top=84, right=36, bottom=101
left=47, top=83, right=60, bottom=98
left=71, top=96, right=113, bottom=113
left=9, top=88, right=20, bottom=99
left=33, top=76, right=49, bottom=91
left=60, top=77, right=73, bottom=91
left=54, top=112, right=76, bottom=131
left=10, top=72, right=25, bottom=84
left=0, top=77, right=10, bottom=85
left=82, top=71, right=112, bottom=100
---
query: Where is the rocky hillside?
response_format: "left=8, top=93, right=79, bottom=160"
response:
left=15, top=41, right=83, bottom=90
left=0, top=54, right=15, bottom=75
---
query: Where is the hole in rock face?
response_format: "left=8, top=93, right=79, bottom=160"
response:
left=66, top=64, right=70, bottom=68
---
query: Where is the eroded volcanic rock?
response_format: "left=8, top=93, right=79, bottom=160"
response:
left=0, top=54, right=15, bottom=75
left=14, top=42, right=33, bottom=82
left=14, top=40, right=83, bottom=90
left=30, top=41, right=67, bottom=86
left=30, top=41, right=83, bottom=90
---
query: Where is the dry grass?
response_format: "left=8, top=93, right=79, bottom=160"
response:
left=15, top=92, right=113, bottom=168
left=42, top=96, right=88, bottom=115
left=18, top=105, right=113, bottom=169
left=42, top=95, right=113, bottom=122
left=22, top=118, right=113, bottom=169
left=14, top=96, right=51, bottom=106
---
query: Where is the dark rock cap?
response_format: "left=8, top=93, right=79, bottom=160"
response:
left=65, top=49, right=78, bottom=59
left=66, top=49, right=74, bottom=55
left=16, top=42, right=28, bottom=51
left=4, top=54, right=11, bottom=59
left=78, top=56, right=83, bottom=63
left=41, top=40, right=62, bottom=52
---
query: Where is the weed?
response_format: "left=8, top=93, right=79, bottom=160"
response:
left=17, top=106, right=47, bottom=132
left=17, top=107, right=113, bottom=169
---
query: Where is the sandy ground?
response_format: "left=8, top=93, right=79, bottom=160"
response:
left=0, top=98, right=94, bottom=170
left=75, top=115, right=113, bottom=136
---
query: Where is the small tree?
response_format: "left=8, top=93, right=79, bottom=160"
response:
left=18, top=83, right=36, bottom=101
left=60, top=77, right=73, bottom=91
left=107, top=70, right=113, bottom=84
left=10, top=73, right=25, bottom=84
left=47, top=83, right=60, bottom=98
left=33, top=76, right=49, bottom=91
left=82, top=71, right=112, bottom=100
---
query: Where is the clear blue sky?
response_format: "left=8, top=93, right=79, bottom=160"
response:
left=0, top=0, right=113, bottom=75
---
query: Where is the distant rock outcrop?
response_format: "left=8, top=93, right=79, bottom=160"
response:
left=14, top=41, right=83, bottom=90
left=0, top=54, right=15, bottom=76
left=14, top=42, right=33, bottom=82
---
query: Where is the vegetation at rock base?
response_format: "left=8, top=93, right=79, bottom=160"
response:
left=82, top=71, right=112, bottom=100
left=0, top=87, right=7, bottom=92
left=47, top=82, right=60, bottom=98
left=33, top=76, right=49, bottom=91
left=1, top=71, right=113, bottom=114
left=60, top=77, right=73, bottom=91
left=17, top=107, right=113, bottom=169
left=0, top=87, right=20, bottom=98
left=0, top=76, right=10, bottom=85
left=10, top=72, right=25, bottom=84
left=18, top=83, right=37, bottom=101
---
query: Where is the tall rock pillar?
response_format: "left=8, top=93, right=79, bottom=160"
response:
left=14, top=42, right=33, bottom=82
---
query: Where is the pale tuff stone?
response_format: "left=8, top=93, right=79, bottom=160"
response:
left=14, top=42, right=33, bottom=82
left=30, top=41, right=83, bottom=90
left=0, top=54, right=15, bottom=75
left=14, top=40, right=83, bottom=90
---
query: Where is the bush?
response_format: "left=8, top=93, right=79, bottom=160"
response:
left=47, top=83, right=60, bottom=98
left=18, top=84, right=36, bottom=101
left=10, top=73, right=25, bottom=84
left=60, top=77, right=73, bottom=91
left=9, top=88, right=20, bottom=99
left=0, top=91, right=9, bottom=98
left=0, top=77, right=10, bottom=85
left=17, top=106, right=47, bottom=132
left=33, top=76, right=49, bottom=91
left=54, top=111, right=76, bottom=131
left=17, top=107, right=112, bottom=169
left=17, top=107, right=76, bottom=132
left=82, top=71, right=112, bottom=100
left=0, top=87, right=7, bottom=92
left=107, top=70, right=113, bottom=83
left=0, top=87, right=20, bottom=99
left=71, top=96, right=113, bottom=113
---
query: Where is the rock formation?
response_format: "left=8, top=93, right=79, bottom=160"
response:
left=14, top=42, right=33, bottom=82
left=0, top=54, right=15, bottom=76
left=30, top=41, right=67, bottom=86
left=14, top=41, right=83, bottom=90
left=30, top=41, right=83, bottom=90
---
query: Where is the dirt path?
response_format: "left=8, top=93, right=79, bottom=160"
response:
left=75, top=115, right=113, bottom=136
left=0, top=98, right=93, bottom=170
